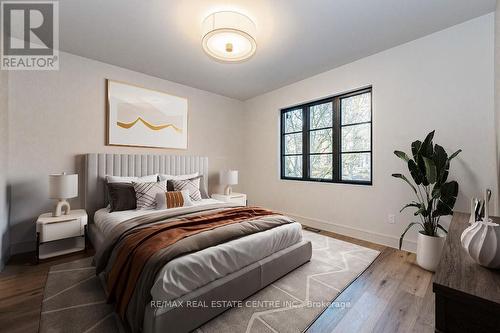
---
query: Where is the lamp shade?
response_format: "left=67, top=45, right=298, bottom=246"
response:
left=49, top=173, right=78, bottom=199
left=219, top=170, right=238, bottom=185
left=202, top=11, right=257, bottom=62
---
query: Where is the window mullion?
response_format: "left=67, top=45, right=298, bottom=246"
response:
left=280, top=112, right=283, bottom=179
left=332, top=97, right=340, bottom=181
left=280, top=111, right=285, bottom=179
left=302, top=106, right=309, bottom=180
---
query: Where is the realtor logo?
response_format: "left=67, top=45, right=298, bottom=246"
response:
left=1, top=1, right=59, bottom=70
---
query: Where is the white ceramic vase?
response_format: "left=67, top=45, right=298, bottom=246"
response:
left=461, top=219, right=500, bottom=269
left=416, top=231, right=446, bottom=272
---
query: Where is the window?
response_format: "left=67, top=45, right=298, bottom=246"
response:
left=280, top=87, right=372, bottom=185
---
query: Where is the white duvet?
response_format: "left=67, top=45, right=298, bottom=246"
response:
left=93, top=201, right=303, bottom=301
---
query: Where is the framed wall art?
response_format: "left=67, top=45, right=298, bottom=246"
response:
left=106, top=79, right=188, bottom=149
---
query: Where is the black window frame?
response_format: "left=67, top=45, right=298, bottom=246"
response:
left=280, top=86, right=373, bottom=185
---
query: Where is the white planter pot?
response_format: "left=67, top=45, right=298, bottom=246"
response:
left=416, top=231, right=446, bottom=272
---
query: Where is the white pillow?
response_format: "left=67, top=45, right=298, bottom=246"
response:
left=155, top=190, right=193, bottom=210
left=133, top=180, right=167, bottom=209
left=158, top=172, right=199, bottom=182
left=106, top=174, right=158, bottom=184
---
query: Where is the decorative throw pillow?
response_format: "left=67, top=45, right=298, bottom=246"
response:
left=160, top=173, right=209, bottom=199
left=155, top=190, right=193, bottom=210
left=167, top=175, right=208, bottom=199
left=106, top=182, right=137, bottom=212
left=105, top=174, right=158, bottom=204
left=170, top=178, right=202, bottom=201
left=133, top=180, right=167, bottom=209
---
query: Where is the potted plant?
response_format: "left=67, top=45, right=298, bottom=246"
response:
left=392, top=130, right=461, bottom=271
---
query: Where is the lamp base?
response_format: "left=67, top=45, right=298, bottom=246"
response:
left=224, top=185, right=233, bottom=196
left=53, top=199, right=71, bottom=217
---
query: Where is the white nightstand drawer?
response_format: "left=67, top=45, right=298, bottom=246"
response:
left=36, top=209, right=88, bottom=261
left=228, top=196, right=246, bottom=206
left=39, top=219, right=82, bottom=242
left=211, top=193, right=247, bottom=206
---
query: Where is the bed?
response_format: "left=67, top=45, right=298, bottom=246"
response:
left=83, top=153, right=312, bottom=333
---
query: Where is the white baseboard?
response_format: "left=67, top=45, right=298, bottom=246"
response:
left=289, top=213, right=417, bottom=253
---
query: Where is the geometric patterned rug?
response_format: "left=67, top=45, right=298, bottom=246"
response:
left=39, top=256, right=120, bottom=333
left=40, top=230, right=379, bottom=333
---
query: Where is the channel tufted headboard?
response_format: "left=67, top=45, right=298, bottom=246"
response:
left=83, top=153, right=208, bottom=221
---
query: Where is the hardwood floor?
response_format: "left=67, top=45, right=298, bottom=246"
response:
left=307, top=230, right=434, bottom=333
left=0, top=249, right=94, bottom=333
left=0, top=232, right=434, bottom=333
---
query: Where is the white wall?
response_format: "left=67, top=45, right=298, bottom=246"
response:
left=0, top=70, right=9, bottom=269
left=242, top=14, right=495, bottom=251
left=495, top=1, right=500, bottom=210
left=7, top=52, right=246, bottom=254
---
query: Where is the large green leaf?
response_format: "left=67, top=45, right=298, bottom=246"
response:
left=433, top=144, right=448, bottom=184
left=433, top=181, right=459, bottom=217
left=394, top=150, right=410, bottom=162
left=392, top=173, right=417, bottom=194
left=411, top=140, right=422, bottom=160
left=408, top=160, right=424, bottom=185
left=410, top=139, right=426, bottom=185
left=417, top=157, right=426, bottom=184
left=421, top=130, right=435, bottom=157
left=415, top=131, right=435, bottom=186
left=423, top=157, right=437, bottom=184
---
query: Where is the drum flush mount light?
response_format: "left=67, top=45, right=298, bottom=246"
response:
left=202, top=11, right=257, bottom=63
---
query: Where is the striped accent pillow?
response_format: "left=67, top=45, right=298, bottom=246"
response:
left=166, top=191, right=184, bottom=208
left=156, top=190, right=193, bottom=209
left=133, top=180, right=167, bottom=209
left=170, top=178, right=202, bottom=201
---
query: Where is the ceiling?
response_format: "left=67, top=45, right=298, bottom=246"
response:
left=58, top=0, right=495, bottom=100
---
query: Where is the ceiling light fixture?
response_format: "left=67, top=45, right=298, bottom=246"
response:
left=202, top=11, right=257, bottom=63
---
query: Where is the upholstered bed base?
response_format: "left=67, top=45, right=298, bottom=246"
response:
left=88, top=224, right=312, bottom=333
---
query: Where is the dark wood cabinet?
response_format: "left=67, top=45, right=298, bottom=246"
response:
left=433, top=213, right=500, bottom=332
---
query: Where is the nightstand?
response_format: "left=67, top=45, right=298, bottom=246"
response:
left=211, top=193, right=247, bottom=206
left=36, top=209, right=87, bottom=262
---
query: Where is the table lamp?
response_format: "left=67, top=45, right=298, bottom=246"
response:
left=49, top=173, right=78, bottom=217
left=220, top=170, right=238, bottom=195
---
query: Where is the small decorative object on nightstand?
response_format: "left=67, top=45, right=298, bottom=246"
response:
left=36, top=209, right=87, bottom=262
left=219, top=170, right=238, bottom=195
left=212, top=192, right=247, bottom=206
left=49, top=172, right=78, bottom=217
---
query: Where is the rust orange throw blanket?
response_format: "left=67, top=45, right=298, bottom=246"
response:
left=106, top=207, right=278, bottom=318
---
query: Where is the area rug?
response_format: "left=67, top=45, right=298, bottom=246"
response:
left=40, top=230, right=379, bottom=333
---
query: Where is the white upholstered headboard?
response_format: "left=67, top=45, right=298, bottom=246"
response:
left=83, top=153, right=208, bottom=221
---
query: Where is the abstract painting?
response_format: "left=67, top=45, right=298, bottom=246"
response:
left=106, top=80, right=188, bottom=149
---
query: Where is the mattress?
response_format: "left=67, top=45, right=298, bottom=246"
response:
left=93, top=202, right=303, bottom=302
